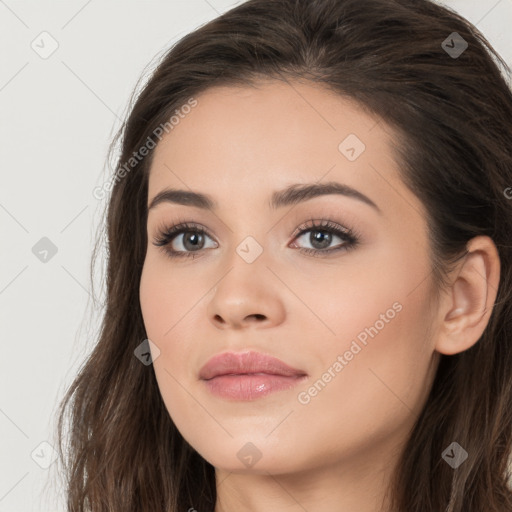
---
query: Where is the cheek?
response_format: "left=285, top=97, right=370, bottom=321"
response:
left=283, top=226, right=432, bottom=348
left=285, top=290, right=435, bottom=470
left=139, top=257, right=203, bottom=433
left=139, top=253, right=203, bottom=339
left=308, top=237, right=432, bottom=374
left=139, top=255, right=198, bottom=392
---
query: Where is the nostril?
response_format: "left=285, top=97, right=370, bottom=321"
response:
left=249, top=314, right=266, bottom=321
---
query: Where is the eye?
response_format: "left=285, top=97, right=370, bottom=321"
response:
left=152, top=222, right=217, bottom=260
left=289, top=218, right=360, bottom=257
left=152, top=218, right=360, bottom=260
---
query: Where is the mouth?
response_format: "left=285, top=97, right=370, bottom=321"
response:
left=199, top=350, right=308, bottom=401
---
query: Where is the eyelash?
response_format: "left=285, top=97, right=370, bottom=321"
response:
left=152, top=218, right=360, bottom=260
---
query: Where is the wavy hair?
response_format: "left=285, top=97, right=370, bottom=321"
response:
left=53, top=0, right=512, bottom=510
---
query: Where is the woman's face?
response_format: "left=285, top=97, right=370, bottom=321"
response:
left=139, top=80, right=441, bottom=476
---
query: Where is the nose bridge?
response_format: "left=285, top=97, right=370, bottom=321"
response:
left=218, top=205, right=270, bottom=268
left=216, top=233, right=269, bottom=298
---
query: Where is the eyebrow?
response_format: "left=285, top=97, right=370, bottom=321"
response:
left=147, top=181, right=381, bottom=214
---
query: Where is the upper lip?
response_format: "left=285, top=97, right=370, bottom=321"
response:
left=199, top=350, right=307, bottom=380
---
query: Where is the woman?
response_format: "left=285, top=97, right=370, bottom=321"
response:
left=54, top=0, right=512, bottom=510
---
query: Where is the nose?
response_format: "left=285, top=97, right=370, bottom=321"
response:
left=206, top=262, right=286, bottom=330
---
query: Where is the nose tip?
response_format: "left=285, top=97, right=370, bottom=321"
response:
left=207, top=264, right=286, bottom=330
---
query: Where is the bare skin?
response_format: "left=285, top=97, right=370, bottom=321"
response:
left=139, top=79, right=500, bottom=512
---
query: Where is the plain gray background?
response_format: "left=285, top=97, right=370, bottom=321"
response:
left=1, top=1, right=511, bottom=510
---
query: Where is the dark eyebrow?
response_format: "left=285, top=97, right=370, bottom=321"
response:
left=269, top=181, right=381, bottom=213
left=148, top=181, right=381, bottom=214
left=148, top=188, right=215, bottom=211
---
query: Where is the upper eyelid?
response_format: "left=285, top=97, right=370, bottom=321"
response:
left=157, top=219, right=346, bottom=234
left=293, top=218, right=352, bottom=235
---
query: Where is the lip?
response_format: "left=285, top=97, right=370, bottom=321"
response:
left=199, top=350, right=308, bottom=400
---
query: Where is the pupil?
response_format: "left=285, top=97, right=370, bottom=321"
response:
left=184, top=232, right=203, bottom=251
left=311, top=230, right=331, bottom=249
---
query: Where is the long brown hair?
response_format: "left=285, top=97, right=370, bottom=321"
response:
left=53, top=0, right=512, bottom=510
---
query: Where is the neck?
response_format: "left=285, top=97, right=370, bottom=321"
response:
left=213, top=439, right=402, bottom=512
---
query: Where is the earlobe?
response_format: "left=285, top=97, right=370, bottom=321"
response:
left=435, top=235, right=500, bottom=356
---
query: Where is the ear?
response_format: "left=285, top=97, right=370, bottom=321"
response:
left=435, top=235, right=501, bottom=356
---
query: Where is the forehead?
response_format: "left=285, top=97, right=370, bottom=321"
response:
left=150, top=80, right=388, bottom=168
left=146, top=79, right=424, bottom=222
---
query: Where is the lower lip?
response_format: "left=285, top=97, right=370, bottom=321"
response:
left=202, top=373, right=307, bottom=400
